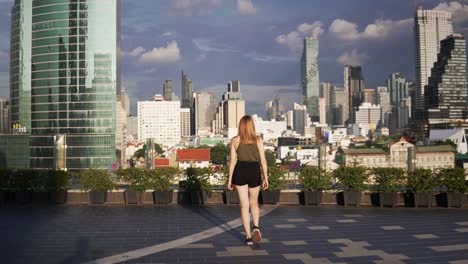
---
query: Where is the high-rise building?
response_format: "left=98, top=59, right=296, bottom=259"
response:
left=163, top=80, right=173, bottom=101
left=116, top=97, right=128, bottom=167
left=194, top=92, right=216, bottom=134
left=181, top=71, right=193, bottom=108
left=212, top=104, right=224, bottom=135
left=319, top=83, right=333, bottom=125
left=386, top=73, right=411, bottom=132
left=344, top=65, right=365, bottom=125
left=286, top=110, right=294, bottom=130
left=10, top=0, right=32, bottom=133
left=126, top=116, right=138, bottom=141
left=414, top=7, right=453, bottom=134
left=363, top=88, right=376, bottom=105
left=266, top=98, right=282, bottom=121
left=301, top=38, right=320, bottom=122
left=138, top=98, right=181, bottom=147
left=377, top=87, right=391, bottom=128
left=228, top=80, right=240, bottom=93
left=355, top=103, right=382, bottom=128
left=425, top=34, right=468, bottom=126
left=181, top=108, right=191, bottom=139
left=331, top=87, right=345, bottom=126
left=11, top=0, right=120, bottom=170
left=293, top=103, right=311, bottom=135
left=222, top=81, right=245, bottom=129
left=0, top=98, right=10, bottom=134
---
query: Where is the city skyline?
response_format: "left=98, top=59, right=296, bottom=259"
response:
left=0, top=0, right=468, bottom=117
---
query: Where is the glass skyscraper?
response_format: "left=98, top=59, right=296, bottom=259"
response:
left=10, top=0, right=119, bottom=170
left=301, top=37, right=319, bottom=122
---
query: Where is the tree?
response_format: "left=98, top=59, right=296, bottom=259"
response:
left=265, top=150, right=276, bottom=167
left=154, top=143, right=164, bottom=155
left=211, top=143, right=229, bottom=165
left=133, top=145, right=146, bottom=159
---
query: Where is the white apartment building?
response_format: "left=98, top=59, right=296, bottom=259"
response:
left=252, top=114, right=287, bottom=141
left=328, top=128, right=347, bottom=145
left=138, top=99, right=181, bottom=147
left=355, top=103, right=381, bottom=129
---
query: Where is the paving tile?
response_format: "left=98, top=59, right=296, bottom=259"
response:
left=336, top=219, right=356, bottom=223
left=381, top=226, right=405, bottom=230
left=450, top=260, right=468, bottom=264
left=274, top=224, right=296, bottom=228
left=413, top=234, right=439, bottom=239
left=455, top=228, right=468, bottom=233
left=283, top=253, right=343, bottom=264
left=176, top=243, right=214, bottom=248
left=455, top=222, right=468, bottom=226
left=343, top=214, right=363, bottom=217
left=430, top=244, right=468, bottom=252
left=282, top=240, right=308, bottom=246
left=307, top=226, right=330, bottom=230
left=216, top=246, right=269, bottom=257
left=287, top=218, right=307, bottom=223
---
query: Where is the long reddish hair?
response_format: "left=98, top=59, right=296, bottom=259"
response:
left=237, top=115, right=258, bottom=144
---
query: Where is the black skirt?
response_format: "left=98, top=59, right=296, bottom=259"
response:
left=232, top=161, right=262, bottom=188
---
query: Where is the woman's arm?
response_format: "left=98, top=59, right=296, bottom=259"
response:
left=228, top=137, right=238, bottom=190
left=257, top=138, right=269, bottom=189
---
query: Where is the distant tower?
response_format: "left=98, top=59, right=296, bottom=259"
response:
left=301, top=38, right=320, bottom=122
left=163, top=80, right=173, bottom=101
left=343, top=65, right=365, bottom=125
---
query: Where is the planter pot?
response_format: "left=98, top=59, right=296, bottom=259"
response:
left=124, top=190, right=144, bottom=205
left=224, top=190, right=239, bottom=205
left=379, top=192, right=398, bottom=208
left=344, top=191, right=361, bottom=207
left=89, top=191, right=107, bottom=204
left=414, top=192, right=432, bottom=208
left=15, top=191, right=32, bottom=204
left=446, top=192, right=466, bottom=208
left=190, top=190, right=207, bottom=204
left=32, top=192, right=50, bottom=204
left=49, top=191, right=67, bottom=204
left=260, top=190, right=280, bottom=204
left=303, top=190, right=323, bottom=206
left=153, top=191, right=174, bottom=204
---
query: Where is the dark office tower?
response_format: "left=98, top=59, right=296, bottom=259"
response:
left=228, top=80, right=240, bottom=93
left=343, top=65, right=365, bottom=125
left=12, top=0, right=120, bottom=170
left=425, top=34, right=468, bottom=126
left=301, top=38, right=320, bottom=122
left=181, top=71, right=193, bottom=108
left=163, top=80, right=173, bottom=101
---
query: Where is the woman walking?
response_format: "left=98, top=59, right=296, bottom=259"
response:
left=228, top=115, right=269, bottom=246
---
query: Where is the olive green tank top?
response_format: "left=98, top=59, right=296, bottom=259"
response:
left=236, top=142, right=260, bottom=162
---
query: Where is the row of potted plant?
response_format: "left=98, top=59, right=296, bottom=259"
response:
left=0, top=169, right=70, bottom=204
left=299, top=166, right=467, bottom=208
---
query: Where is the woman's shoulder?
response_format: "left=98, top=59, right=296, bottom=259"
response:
left=231, top=136, right=240, bottom=143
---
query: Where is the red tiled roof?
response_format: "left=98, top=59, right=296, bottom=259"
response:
left=177, top=148, right=210, bottom=162
left=154, top=158, right=170, bottom=167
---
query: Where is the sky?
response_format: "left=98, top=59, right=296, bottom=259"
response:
left=0, top=0, right=468, bottom=117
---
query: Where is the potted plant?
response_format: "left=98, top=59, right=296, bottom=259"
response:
left=438, top=167, right=467, bottom=208
left=149, top=167, right=178, bottom=204
left=46, top=170, right=70, bottom=204
left=117, top=168, right=147, bottom=204
left=220, top=165, right=239, bottom=205
left=10, top=169, right=39, bottom=204
left=333, top=165, right=367, bottom=207
left=299, top=166, right=331, bottom=206
left=0, top=169, right=11, bottom=205
left=372, top=167, right=406, bottom=208
left=78, top=169, right=116, bottom=204
left=260, top=166, right=285, bottom=204
left=407, top=168, right=434, bottom=208
left=180, top=167, right=212, bottom=204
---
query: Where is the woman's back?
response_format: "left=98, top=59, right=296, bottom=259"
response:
left=236, top=139, right=260, bottom=162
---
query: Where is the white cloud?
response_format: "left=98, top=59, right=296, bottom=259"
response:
left=434, top=1, right=468, bottom=24
left=139, top=41, right=181, bottom=63
left=123, top=46, right=146, bottom=57
left=276, top=21, right=324, bottom=51
left=328, top=18, right=411, bottom=42
left=336, top=49, right=370, bottom=65
left=169, top=0, right=223, bottom=16
left=237, top=0, right=256, bottom=15
left=193, top=38, right=238, bottom=53
left=161, top=32, right=174, bottom=37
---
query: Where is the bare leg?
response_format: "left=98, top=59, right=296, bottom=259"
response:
left=248, top=186, right=260, bottom=227
left=236, top=184, right=251, bottom=238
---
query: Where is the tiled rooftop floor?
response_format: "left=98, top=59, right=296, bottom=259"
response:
left=1, top=205, right=467, bottom=263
